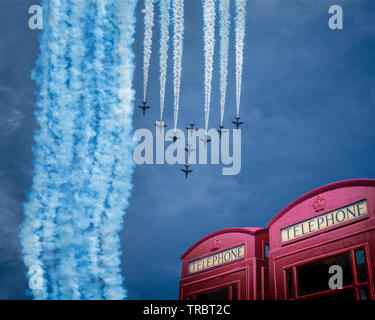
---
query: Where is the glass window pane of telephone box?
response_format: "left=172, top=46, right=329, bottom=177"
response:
left=285, top=249, right=370, bottom=300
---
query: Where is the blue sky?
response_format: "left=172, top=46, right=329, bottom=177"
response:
left=0, top=0, right=374, bottom=299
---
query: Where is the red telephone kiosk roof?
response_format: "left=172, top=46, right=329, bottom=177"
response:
left=268, top=179, right=375, bottom=228
left=180, top=227, right=265, bottom=260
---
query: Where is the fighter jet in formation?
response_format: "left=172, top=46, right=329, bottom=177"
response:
left=200, top=134, right=212, bottom=149
left=232, top=117, right=243, bottom=129
left=184, top=144, right=196, bottom=158
left=138, top=101, right=150, bottom=115
left=217, top=125, right=226, bottom=139
left=169, top=132, right=181, bottom=144
left=155, top=120, right=167, bottom=133
left=186, top=123, right=196, bottom=130
left=186, top=123, right=197, bottom=137
left=181, top=165, right=193, bottom=179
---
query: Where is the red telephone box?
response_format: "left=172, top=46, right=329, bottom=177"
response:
left=268, top=179, right=375, bottom=300
left=179, top=227, right=269, bottom=300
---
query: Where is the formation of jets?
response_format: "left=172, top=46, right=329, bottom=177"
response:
left=138, top=101, right=244, bottom=179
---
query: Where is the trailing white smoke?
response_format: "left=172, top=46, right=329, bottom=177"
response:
left=203, top=0, right=216, bottom=131
left=159, top=0, right=171, bottom=120
left=20, top=0, right=57, bottom=300
left=143, top=0, right=155, bottom=102
left=97, top=0, right=138, bottom=300
left=235, top=0, right=246, bottom=117
left=55, top=0, right=87, bottom=300
left=219, top=0, right=230, bottom=126
left=76, top=0, right=109, bottom=300
left=20, top=0, right=137, bottom=300
left=172, top=0, right=184, bottom=131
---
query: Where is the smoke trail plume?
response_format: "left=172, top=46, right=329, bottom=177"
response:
left=20, top=0, right=59, bottom=300
left=143, top=0, right=155, bottom=102
left=219, top=0, right=230, bottom=125
left=235, top=0, right=246, bottom=117
left=20, top=0, right=137, bottom=300
left=172, top=0, right=184, bottom=131
left=203, top=0, right=216, bottom=131
left=159, top=0, right=171, bottom=120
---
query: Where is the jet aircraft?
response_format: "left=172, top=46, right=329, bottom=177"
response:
left=200, top=135, right=212, bottom=148
left=181, top=165, right=193, bottom=179
left=232, top=117, right=243, bottom=129
left=138, top=101, right=150, bottom=115
left=184, top=144, right=196, bottom=158
left=155, top=120, right=167, bottom=133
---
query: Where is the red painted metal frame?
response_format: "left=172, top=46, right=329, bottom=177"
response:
left=281, top=243, right=373, bottom=300
left=187, top=279, right=241, bottom=301
left=180, top=267, right=249, bottom=300
left=180, top=227, right=268, bottom=300
left=179, top=179, right=375, bottom=300
left=268, top=179, right=375, bottom=300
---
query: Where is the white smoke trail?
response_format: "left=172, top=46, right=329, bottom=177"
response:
left=143, top=0, right=155, bottom=102
left=21, top=0, right=137, bottom=300
left=235, top=0, right=246, bottom=117
left=21, top=0, right=56, bottom=300
left=76, top=0, right=114, bottom=300
left=219, top=0, right=230, bottom=125
left=66, top=0, right=98, bottom=300
left=40, top=0, right=79, bottom=300
left=159, top=0, right=171, bottom=120
left=95, top=0, right=137, bottom=300
left=203, top=0, right=216, bottom=131
left=172, top=0, right=184, bottom=131
left=53, top=0, right=89, bottom=300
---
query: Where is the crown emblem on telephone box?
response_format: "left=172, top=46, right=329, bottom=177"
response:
left=312, top=196, right=326, bottom=212
left=209, top=238, right=222, bottom=251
